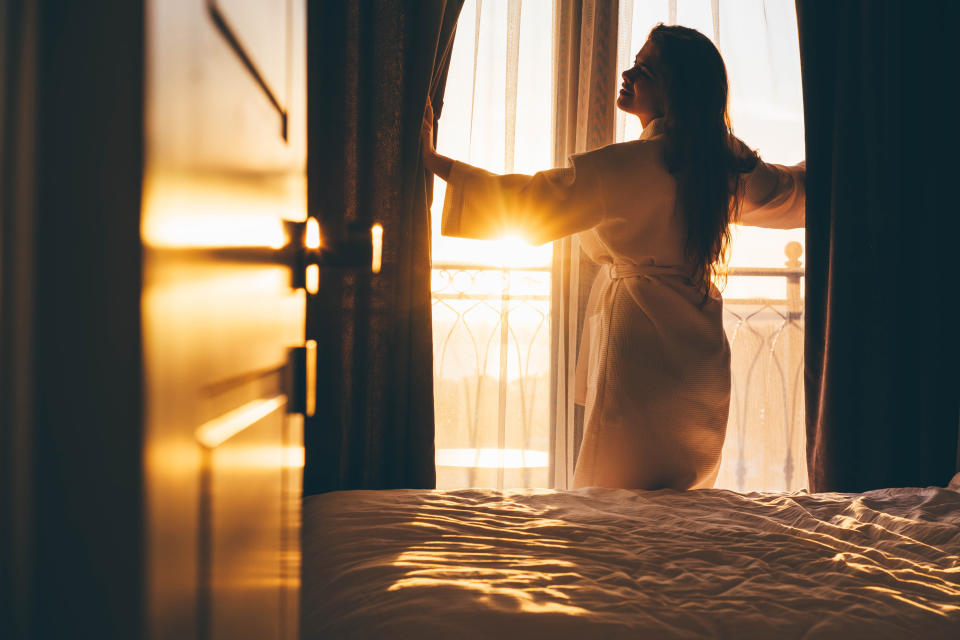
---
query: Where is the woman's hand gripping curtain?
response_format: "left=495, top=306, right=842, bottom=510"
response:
left=422, top=97, right=453, bottom=180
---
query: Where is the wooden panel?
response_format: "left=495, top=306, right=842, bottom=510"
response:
left=143, top=0, right=306, bottom=637
left=212, top=0, right=290, bottom=112
left=281, top=414, right=303, bottom=640
left=202, top=393, right=285, bottom=639
left=199, top=399, right=302, bottom=640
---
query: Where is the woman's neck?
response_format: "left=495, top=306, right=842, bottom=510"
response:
left=638, top=111, right=663, bottom=129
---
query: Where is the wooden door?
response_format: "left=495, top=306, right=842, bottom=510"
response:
left=142, top=1, right=306, bottom=638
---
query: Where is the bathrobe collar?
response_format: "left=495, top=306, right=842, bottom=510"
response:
left=639, top=117, right=665, bottom=140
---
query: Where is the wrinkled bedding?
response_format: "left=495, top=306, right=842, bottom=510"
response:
left=303, top=479, right=960, bottom=639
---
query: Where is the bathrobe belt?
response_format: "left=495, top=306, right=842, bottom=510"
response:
left=606, top=263, right=692, bottom=281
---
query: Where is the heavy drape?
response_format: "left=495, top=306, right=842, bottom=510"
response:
left=550, top=0, right=620, bottom=489
left=305, top=0, right=463, bottom=494
left=797, top=0, right=959, bottom=492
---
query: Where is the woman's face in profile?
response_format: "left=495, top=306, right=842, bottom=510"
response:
left=618, top=40, right=663, bottom=123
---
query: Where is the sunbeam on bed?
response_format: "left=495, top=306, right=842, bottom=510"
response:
left=304, top=479, right=960, bottom=638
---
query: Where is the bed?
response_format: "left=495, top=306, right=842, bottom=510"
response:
left=302, top=476, right=960, bottom=638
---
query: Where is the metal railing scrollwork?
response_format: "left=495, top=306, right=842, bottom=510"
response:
left=432, top=242, right=806, bottom=492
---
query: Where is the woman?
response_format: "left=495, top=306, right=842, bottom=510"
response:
left=421, top=24, right=805, bottom=490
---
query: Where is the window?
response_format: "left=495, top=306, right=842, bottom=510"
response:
left=432, top=0, right=806, bottom=491
left=431, top=0, right=554, bottom=489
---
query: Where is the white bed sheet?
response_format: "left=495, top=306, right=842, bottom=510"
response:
left=303, top=480, right=960, bottom=639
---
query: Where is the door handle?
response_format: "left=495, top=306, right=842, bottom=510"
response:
left=288, top=218, right=383, bottom=291
left=145, top=218, right=381, bottom=291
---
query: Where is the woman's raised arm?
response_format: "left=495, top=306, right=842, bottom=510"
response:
left=438, top=160, right=604, bottom=245
left=422, top=99, right=604, bottom=245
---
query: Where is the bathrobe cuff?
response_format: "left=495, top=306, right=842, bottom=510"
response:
left=440, top=160, right=476, bottom=239
left=739, top=161, right=806, bottom=229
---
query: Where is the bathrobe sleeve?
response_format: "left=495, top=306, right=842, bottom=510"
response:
left=440, top=152, right=606, bottom=246
left=738, top=159, right=806, bottom=229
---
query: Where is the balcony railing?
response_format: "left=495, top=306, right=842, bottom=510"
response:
left=719, top=242, right=805, bottom=492
left=431, top=265, right=551, bottom=489
left=431, top=242, right=806, bottom=491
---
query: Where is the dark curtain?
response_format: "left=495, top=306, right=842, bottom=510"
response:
left=798, top=0, right=960, bottom=493
left=305, top=0, right=463, bottom=494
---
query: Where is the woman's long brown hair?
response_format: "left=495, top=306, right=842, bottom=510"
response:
left=647, top=24, right=758, bottom=299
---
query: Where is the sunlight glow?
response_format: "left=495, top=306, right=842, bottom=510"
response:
left=305, top=217, right=321, bottom=249
left=371, top=223, right=383, bottom=273
left=142, top=173, right=295, bottom=249
left=205, top=445, right=305, bottom=470
left=487, top=234, right=542, bottom=267
left=304, top=339, right=317, bottom=418
left=861, top=586, right=959, bottom=616
left=436, top=448, right=549, bottom=469
left=386, top=576, right=589, bottom=615
left=194, top=395, right=287, bottom=449
left=144, top=212, right=288, bottom=249
left=305, top=264, right=319, bottom=294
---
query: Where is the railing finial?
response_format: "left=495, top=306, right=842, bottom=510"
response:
left=784, top=241, right=803, bottom=269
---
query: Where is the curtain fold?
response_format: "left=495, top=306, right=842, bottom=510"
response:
left=305, top=0, right=464, bottom=494
left=550, top=0, right=620, bottom=489
left=797, top=0, right=959, bottom=492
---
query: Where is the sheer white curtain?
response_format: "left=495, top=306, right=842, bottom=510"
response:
left=431, top=0, right=556, bottom=489
left=550, top=0, right=621, bottom=489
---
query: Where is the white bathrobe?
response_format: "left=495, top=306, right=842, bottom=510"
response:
left=441, top=118, right=805, bottom=490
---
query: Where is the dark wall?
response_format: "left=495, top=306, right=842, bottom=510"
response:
left=1, top=1, right=144, bottom=638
